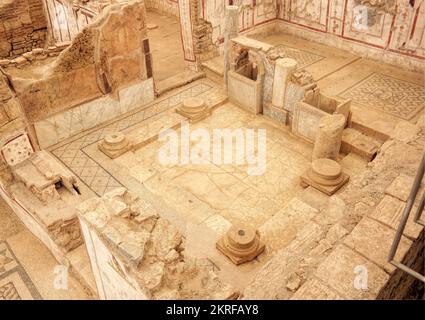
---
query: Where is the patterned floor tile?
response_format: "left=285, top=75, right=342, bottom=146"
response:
left=0, top=282, right=21, bottom=300
left=340, top=73, right=425, bottom=120
left=50, top=81, right=215, bottom=197
left=0, top=241, right=41, bottom=300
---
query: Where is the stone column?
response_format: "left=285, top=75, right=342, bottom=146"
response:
left=272, top=58, right=298, bottom=109
left=312, top=114, right=346, bottom=161
left=224, top=5, right=239, bottom=89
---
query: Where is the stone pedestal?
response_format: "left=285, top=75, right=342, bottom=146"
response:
left=301, top=158, right=349, bottom=196
left=98, top=132, right=132, bottom=159
left=224, top=5, right=239, bottom=89
left=216, top=224, right=265, bottom=265
left=272, top=58, right=298, bottom=109
left=312, top=114, right=345, bottom=161
left=176, top=97, right=210, bottom=123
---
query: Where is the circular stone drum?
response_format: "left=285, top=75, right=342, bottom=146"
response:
left=180, top=97, right=207, bottom=115
left=222, top=224, right=262, bottom=258
left=102, top=132, right=129, bottom=151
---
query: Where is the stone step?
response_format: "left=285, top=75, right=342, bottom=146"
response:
left=350, top=120, right=392, bottom=142
left=155, top=70, right=205, bottom=96
left=201, top=55, right=224, bottom=84
left=341, top=128, right=383, bottom=161
left=349, top=104, right=397, bottom=142
left=128, top=109, right=185, bottom=150
left=128, top=88, right=228, bottom=150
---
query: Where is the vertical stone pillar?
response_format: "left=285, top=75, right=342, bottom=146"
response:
left=312, top=114, right=346, bottom=161
left=272, top=58, right=297, bottom=109
left=224, top=5, right=239, bottom=89
left=178, top=0, right=197, bottom=69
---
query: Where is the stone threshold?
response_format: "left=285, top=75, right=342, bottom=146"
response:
left=155, top=70, right=205, bottom=96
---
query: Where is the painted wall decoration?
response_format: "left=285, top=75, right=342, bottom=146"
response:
left=200, top=0, right=277, bottom=46
left=44, top=0, right=98, bottom=45
left=1, top=133, right=34, bottom=167
left=276, top=0, right=425, bottom=60
left=178, top=0, right=197, bottom=63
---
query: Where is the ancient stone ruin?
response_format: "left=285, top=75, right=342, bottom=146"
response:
left=0, top=0, right=423, bottom=302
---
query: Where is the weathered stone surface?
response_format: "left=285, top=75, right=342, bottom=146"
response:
left=0, top=0, right=47, bottom=59
left=78, top=188, right=237, bottom=300
left=312, top=114, right=345, bottom=160
left=315, top=245, right=389, bottom=299
left=291, top=278, right=344, bottom=300
left=259, top=198, right=319, bottom=255
left=242, top=248, right=309, bottom=299
left=150, top=218, right=182, bottom=259
left=385, top=173, right=415, bottom=202
left=8, top=150, right=83, bottom=252
left=19, top=65, right=102, bottom=122
left=9, top=0, right=152, bottom=124
left=369, top=195, right=422, bottom=240
left=343, top=217, right=412, bottom=273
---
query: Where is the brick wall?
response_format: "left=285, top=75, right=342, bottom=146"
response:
left=0, top=0, right=48, bottom=58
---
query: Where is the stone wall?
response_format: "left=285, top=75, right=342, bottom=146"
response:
left=276, top=0, right=425, bottom=71
left=78, top=188, right=238, bottom=300
left=44, top=0, right=99, bottom=45
left=3, top=0, right=155, bottom=149
left=0, top=74, right=28, bottom=156
left=241, top=115, right=425, bottom=300
left=201, top=0, right=278, bottom=49
left=0, top=0, right=48, bottom=58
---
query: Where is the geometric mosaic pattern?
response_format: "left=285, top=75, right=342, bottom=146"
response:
left=269, top=45, right=325, bottom=69
left=340, top=73, right=425, bottom=120
left=0, top=243, right=18, bottom=276
left=0, top=241, right=42, bottom=300
left=51, top=82, right=213, bottom=196
left=0, top=282, right=21, bottom=300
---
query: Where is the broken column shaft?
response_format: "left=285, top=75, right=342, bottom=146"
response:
left=312, top=114, right=346, bottom=160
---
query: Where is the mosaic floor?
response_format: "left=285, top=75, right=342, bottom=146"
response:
left=0, top=198, right=90, bottom=300
left=50, top=81, right=213, bottom=196
left=5, top=31, right=419, bottom=299
left=113, top=103, right=314, bottom=230
left=0, top=241, right=41, bottom=300
left=269, top=45, right=325, bottom=69
left=340, top=73, right=425, bottom=120
left=251, top=31, right=425, bottom=124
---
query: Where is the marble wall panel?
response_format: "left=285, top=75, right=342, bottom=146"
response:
left=34, top=79, right=155, bottom=149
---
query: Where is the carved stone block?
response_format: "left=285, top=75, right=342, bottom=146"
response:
left=176, top=97, right=211, bottom=123
left=216, top=224, right=265, bottom=265
left=300, top=158, right=349, bottom=196
left=98, top=132, right=132, bottom=159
